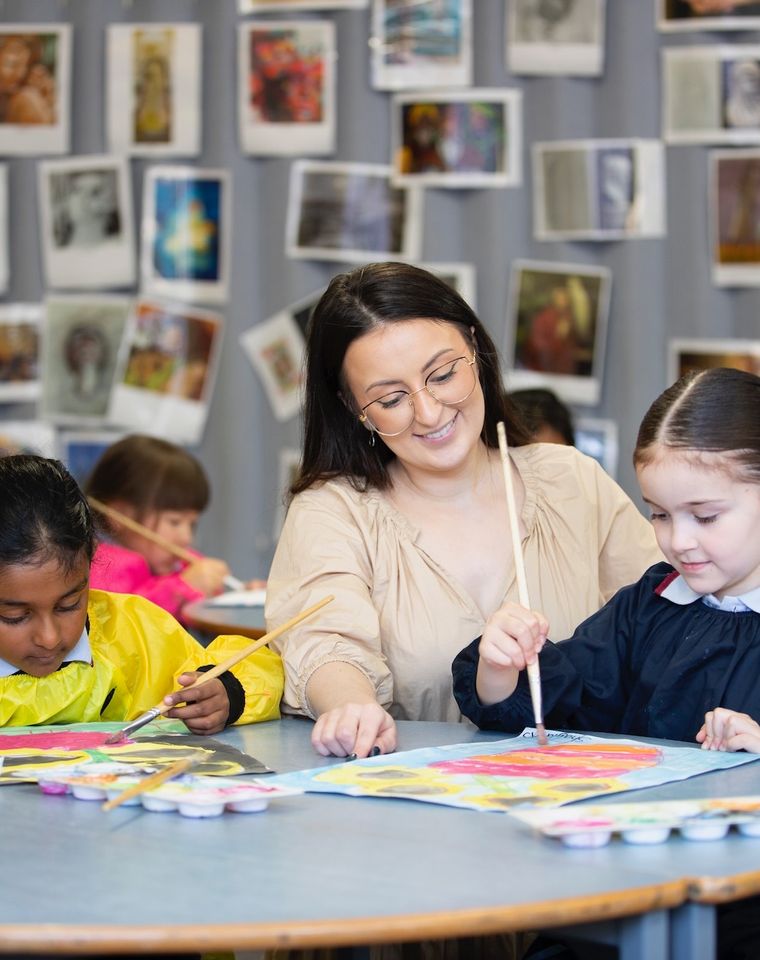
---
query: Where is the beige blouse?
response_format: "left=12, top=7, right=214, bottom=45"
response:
left=266, top=444, right=662, bottom=724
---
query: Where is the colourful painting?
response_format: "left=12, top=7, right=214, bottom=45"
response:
left=266, top=729, right=760, bottom=812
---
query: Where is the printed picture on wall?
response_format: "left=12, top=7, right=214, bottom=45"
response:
left=38, top=155, right=136, bottom=290
left=392, top=89, right=522, bottom=188
left=0, top=304, right=42, bottom=403
left=240, top=311, right=305, bottom=421
left=286, top=160, right=422, bottom=262
left=239, top=0, right=367, bottom=10
left=711, top=149, right=760, bottom=286
left=238, top=20, right=336, bottom=155
left=668, top=337, right=760, bottom=385
left=0, top=420, right=56, bottom=457
left=0, top=25, right=71, bottom=154
left=58, top=430, right=125, bottom=486
left=0, top=164, right=7, bottom=294
left=506, top=260, right=611, bottom=405
left=274, top=446, right=301, bottom=535
left=416, top=261, right=477, bottom=309
left=574, top=416, right=619, bottom=477
left=107, top=24, right=202, bottom=157
left=508, top=0, right=606, bottom=76
left=658, top=0, right=760, bottom=31
left=371, top=0, right=472, bottom=91
left=142, top=166, right=230, bottom=303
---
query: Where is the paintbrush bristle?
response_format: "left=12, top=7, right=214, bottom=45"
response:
left=536, top=722, right=549, bottom=747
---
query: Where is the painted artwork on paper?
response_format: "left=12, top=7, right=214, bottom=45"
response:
left=266, top=728, right=760, bottom=812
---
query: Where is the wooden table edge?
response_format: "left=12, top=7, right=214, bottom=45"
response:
left=687, top=869, right=760, bottom=903
left=182, top=601, right=265, bottom=641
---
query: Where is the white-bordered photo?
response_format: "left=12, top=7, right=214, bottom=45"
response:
left=506, top=259, right=611, bottom=406
left=107, top=23, right=202, bottom=157
left=710, top=148, right=760, bottom=286
left=239, top=0, right=367, bottom=10
left=507, top=0, right=606, bottom=76
left=38, top=155, right=136, bottom=290
left=575, top=415, right=618, bottom=478
left=286, top=160, right=423, bottom=262
left=658, top=0, right=760, bottom=32
left=141, top=165, right=231, bottom=304
left=0, top=164, right=7, bottom=294
left=273, top=287, right=325, bottom=344
left=40, top=295, right=131, bottom=426
left=668, top=336, right=760, bottom=385
left=0, top=420, right=57, bottom=457
left=392, top=89, right=522, bottom=188
left=0, top=304, right=42, bottom=404
left=0, top=26, right=71, bottom=155
left=417, top=261, right=477, bottom=309
left=238, top=20, right=336, bottom=156
left=533, top=139, right=666, bottom=240
left=108, top=298, right=224, bottom=446
left=58, top=429, right=126, bottom=486
left=371, top=0, right=473, bottom=91
left=240, top=311, right=305, bottom=421
left=274, top=446, right=301, bottom=536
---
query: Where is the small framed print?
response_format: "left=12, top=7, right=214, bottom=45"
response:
left=286, top=160, right=423, bottom=262
left=533, top=139, right=666, bottom=240
left=711, top=149, right=760, bottom=286
left=109, top=298, right=224, bottom=446
left=668, top=337, right=760, bottom=384
left=506, top=259, right=611, bottom=406
left=392, top=89, right=522, bottom=188
left=0, top=164, right=7, bottom=294
left=508, top=0, right=606, bottom=77
left=658, top=0, right=760, bottom=32
left=142, top=166, right=231, bottom=304
left=58, top=429, right=125, bottom=486
left=239, top=0, right=367, bottom=10
left=240, top=311, right=305, bottom=422
left=0, top=304, right=42, bottom=404
left=416, top=261, right=477, bottom=310
left=0, top=420, right=57, bottom=458
left=38, top=155, right=136, bottom=290
left=238, top=20, right=336, bottom=156
left=273, top=446, right=301, bottom=536
left=0, top=26, right=71, bottom=155
left=371, top=0, right=473, bottom=91
left=107, top=24, right=202, bottom=157
left=574, top=416, right=619, bottom=478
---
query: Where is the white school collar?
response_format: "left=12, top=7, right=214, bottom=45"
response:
left=0, top=626, right=92, bottom=678
left=659, top=572, right=760, bottom=615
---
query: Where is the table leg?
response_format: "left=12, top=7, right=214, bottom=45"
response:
left=670, top=902, right=716, bottom=960
left=547, top=908, right=669, bottom=960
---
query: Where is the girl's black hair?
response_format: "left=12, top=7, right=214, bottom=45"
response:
left=293, top=261, right=532, bottom=494
left=0, top=455, right=94, bottom=570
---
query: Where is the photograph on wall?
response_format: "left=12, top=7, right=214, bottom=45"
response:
left=40, top=296, right=131, bottom=426
left=417, top=261, right=477, bottom=309
left=286, top=160, right=423, bottom=262
left=0, top=26, right=71, bottom=155
left=392, top=89, right=522, bottom=188
left=574, top=416, right=618, bottom=478
left=0, top=164, right=7, bottom=294
left=506, top=260, right=611, bottom=405
left=240, top=311, right=305, bottom=421
left=508, top=0, right=606, bottom=76
left=0, top=421, right=56, bottom=457
left=533, top=139, right=666, bottom=240
left=239, top=0, right=367, bottom=10
left=38, top=155, right=136, bottom=290
left=711, top=149, right=760, bottom=286
left=107, top=24, right=202, bottom=157
left=658, top=0, right=760, bottom=31
left=0, top=304, right=42, bottom=404
left=108, top=299, right=223, bottom=445
left=664, top=46, right=760, bottom=144
left=142, top=166, right=230, bottom=304
left=274, top=446, right=301, bottom=536
left=371, top=0, right=473, bottom=91
left=58, top=430, right=126, bottom=486
left=238, top=20, right=336, bottom=156
left=668, top=337, right=760, bottom=384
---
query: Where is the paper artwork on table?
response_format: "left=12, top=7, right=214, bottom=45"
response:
left=533, top=139, right=666, bottom=240
left=38, top=155, right=136, bottom=290
left=239, top=0, right=367, bottom=10
left=371, top=0, right=473, bottom=91
left=0, top=304, right=42, bottom=404
left=238, top=20, right=336, bottom=156
left=710, top=149, right=760, bottom=286
left=668, top=337, right=760, bottom=385
left=142, top=166, right=230, bottom=304
left=274, top=446, right=301, bottom=536
left=107, top=24, right=202, bottom=157
left=40, top=296, right=131, bottom=427
left=57, top=430, right=125, bottom=486
left=0, top=420, right=57, bottom=458
left=658, top=0, right=760, bottom=32
left=574, top=416, right=619, bottom=478
left=392, top=89, right=522, bottom=188
left=0, top=26, right=71, bottom=155
left=506, top=260, right=611, bottom=406
left=240, top=311, right=305, bottom=421
left=286, top=160, right=423, bottom=262
left=507, top=0, right=606, bottom=77
left=108, top=298, right=223, bottom=446
left=417, top=261, right=477, bottom=310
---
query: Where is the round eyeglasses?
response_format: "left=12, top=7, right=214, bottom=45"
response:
left=359, top=354, right=478, bottom=438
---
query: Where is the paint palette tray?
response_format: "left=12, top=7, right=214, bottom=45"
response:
left=511, top=796, right=760, bottom=847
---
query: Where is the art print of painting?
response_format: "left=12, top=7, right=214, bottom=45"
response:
left=108, top=299, right=223, bottom=445
left=38, top=155, right=136, bottom=290
left=710, top=148, right=760, bottom=285
left=57, top=430, right=124, bottom=486
left=107, top=24, right=202, bottom=157
left=240, top=311, right=305, bottom=421
left=371, top=0, right=473, bottom=91
left=574, top=416, right=618, bottom=477
left=286, top=160, right=422, bottom=262
left=668, top=337, right=760, bottom=384
left=142, top=166, right=230, bottom=304
left=0, top=26, right=70, bottom=154
left=659, top=0, right=760, bottom=31
left=239, top=0, right=367, bottom=10
left=238, top=20, right=336, bottom=155
left=417, top=261, right=477, bottom=309
left=40, top=296, right=130, bottom=426
left=506, top=260, right=610, bottom=406
left=0, top=304, right=42, bottom=403
left=0, top=420, right=56, bottom=458
left=393, top=89, right=522, bottom=188
left=508, top=0, right=606, bottom=76
left=0, top=165, right=7, bottom=294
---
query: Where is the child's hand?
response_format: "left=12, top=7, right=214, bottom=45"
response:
left=476, top=602, right=549, bottom=706
left=163, top=671, right=230, bottom=735
left=244, top=578, right=267, bottom=590
left=697, top=707, right=760, bottom=753
left=180, top=557, right=231, bottom=596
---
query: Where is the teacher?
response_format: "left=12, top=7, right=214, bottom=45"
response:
left=266, top=262, right=661, bottom=758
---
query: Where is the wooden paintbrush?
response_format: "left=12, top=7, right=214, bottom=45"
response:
left=496, top=422, right=548, bottom=747
left=101, top=753, right=202, bottom=812
left=104, top=594, right=334, bottom=744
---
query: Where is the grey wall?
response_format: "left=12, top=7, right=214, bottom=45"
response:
left=2, top=0, right=758, bottom=578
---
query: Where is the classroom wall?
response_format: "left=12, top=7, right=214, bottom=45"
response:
left=2, top=0, right=757, bottom=578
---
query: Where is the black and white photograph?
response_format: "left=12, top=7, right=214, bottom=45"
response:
left=658, top=0, right=760, bottom=31
left=508, top=0, right=606, bottom=76
left=0, top=303, right=41, bottom=404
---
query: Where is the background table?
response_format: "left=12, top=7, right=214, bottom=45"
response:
left=183, top=598, right=266, bottom=640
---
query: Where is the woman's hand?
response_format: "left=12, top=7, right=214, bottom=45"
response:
left=312, top=701, right=397, bottom=758
left=163, top=671, right=230, bottom=735
left=181, top=557, right=231, bottom=596
left=697, top=707, right=760, bottom=753
left=476, top=602, right=549, bottom=706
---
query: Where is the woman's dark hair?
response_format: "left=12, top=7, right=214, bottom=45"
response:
left=293, top=261, right=531, bottom=494
left=85, top=434, right=210, bottom=519
left=509, top=388, right=575, bottom=445
left=634, top=367, right=760, bottom=481
left=0, top=455, right=94, bottom=570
